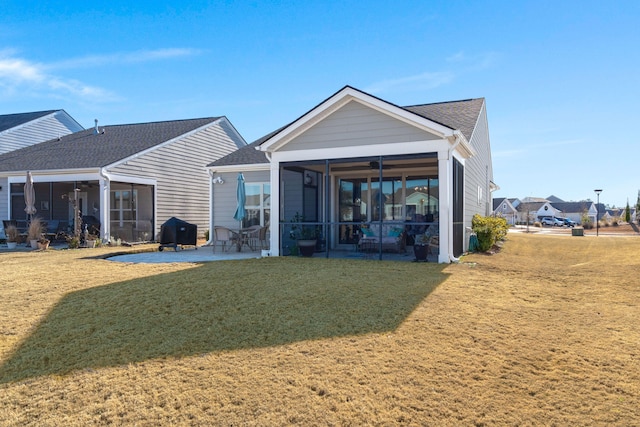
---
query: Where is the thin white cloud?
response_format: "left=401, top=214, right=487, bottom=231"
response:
left=365, top=71, right=454, bottom=95
left=0, top=48, right=200, bottom=101
left=0, top=52, right=117, bottom=101
left=446, top=50, right=500, bottom=70
left=47, top=48, right=203, bottom=70
left=0, top=56, right=45, bottom=84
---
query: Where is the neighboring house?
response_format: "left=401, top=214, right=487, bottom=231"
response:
left=0, top=110, right=83, bottom=155
left=0, top=117, right=245, bottom=242
left=515, top=201, right=549, bottom=224
left=208, top=85, right=496, bottom=263
left=549, top=201, right=595, bottom=224
left=546, top=195, right=564, bottom=204
left=492, top=197, right=519, bottom=225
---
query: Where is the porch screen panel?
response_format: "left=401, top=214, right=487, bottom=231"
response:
left=452, top=158, right=464, bottom=257
left=370, top=177, right=402, bottom=221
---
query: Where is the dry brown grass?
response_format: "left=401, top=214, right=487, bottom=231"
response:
left=1, top=234, right=639, bottom=425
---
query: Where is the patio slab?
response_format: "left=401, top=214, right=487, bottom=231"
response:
left=107, top=247, right=260, bottom=264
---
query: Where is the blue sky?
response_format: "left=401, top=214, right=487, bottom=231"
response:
left=1, top=1, right=638, bottom=207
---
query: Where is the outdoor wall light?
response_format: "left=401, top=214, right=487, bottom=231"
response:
left=305, top=172, right=312, bottom=185
left=213, top=176, right=224, bottom=184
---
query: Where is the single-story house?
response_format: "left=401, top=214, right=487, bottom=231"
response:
left=207, top=85, right=495, bottom=262
left=0, top=110, right=83, bottom=156
left=0, top=117, right=245, bottom=242
left=550, top=201, right=597, bottom=224
left=492, top=197, right=520, bottom=225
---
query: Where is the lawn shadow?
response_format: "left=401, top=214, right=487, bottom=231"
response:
left=0, top=258, right=447, bottom=384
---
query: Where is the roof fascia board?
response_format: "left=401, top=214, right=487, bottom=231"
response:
left=6, top=170, right=156, bottom=186
left=270, top=139, right=451, bottom=163
left=260, top=86, right=456, bottom=153
left=209, top=163, right=270, bottom=173
left=103, top=117, right=223, bottom=170
left=7, top=170, right=101, bottom=183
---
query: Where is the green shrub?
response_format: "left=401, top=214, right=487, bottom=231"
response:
left=472, top=215, right=508, bottom=252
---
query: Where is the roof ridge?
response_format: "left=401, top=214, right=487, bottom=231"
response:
left=95, top=116, right=221, bottom=128
left=403, top=98, right=484, bottom=108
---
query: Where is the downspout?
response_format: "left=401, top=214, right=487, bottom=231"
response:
left=207, top=169, right=215, bottom=245
left=99, top=167, right=112, bottom=243
left=447, top=131, right=463, bottom=263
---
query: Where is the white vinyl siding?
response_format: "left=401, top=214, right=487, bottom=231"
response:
left=212, top=170, right=270, bottom=229
left=281, top=100, right=439, bottom=151
left=463, top=102, right=492, bottom=225
left=109, top=120, right=244, bottom=238
left=0, top=111, right=83, bottom=155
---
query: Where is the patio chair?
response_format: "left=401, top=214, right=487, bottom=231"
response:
left=243, top=225, right=262, bottom=251
left=212, top=226, right=238, bottom=252
left=257, top=225, right=269, bottom=250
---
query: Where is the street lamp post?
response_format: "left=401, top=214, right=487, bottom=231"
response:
left=594, top=189, right=602, bottom=236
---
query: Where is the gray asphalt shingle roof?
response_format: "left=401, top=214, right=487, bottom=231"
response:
left=403, top=98, right=484, bottom=142
left=0, top=117, right=221, bottom=172
left=0, top=110, right=59, bottom=133
left=210, top=87, right=485, bottom=168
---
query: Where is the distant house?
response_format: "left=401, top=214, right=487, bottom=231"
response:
left=0, top=110, right=83, bottom=155
left=208, top=85, right=496, bottom=262
left=0, top=117, right=245, bottom=242
left=549, top=201, right=595, bottom=224
left=492, top=197, right=519, bottom=224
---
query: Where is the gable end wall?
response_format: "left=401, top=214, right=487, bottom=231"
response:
left=0, top=113, right=83, bottom=155
left=108, top=121, right=244, bottom=237
left=282, top=100, right=439, bottom=151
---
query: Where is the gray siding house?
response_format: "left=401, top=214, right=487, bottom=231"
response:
left=0, top=117, right=245, bottom=242
left=0, top=110, right=83, bottom=155
left=208, top=86, right=495, bottom=262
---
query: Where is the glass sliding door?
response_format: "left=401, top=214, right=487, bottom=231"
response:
left=338, top=178, right=367, bottom=244
left=370, top=177, right=403, bottom=221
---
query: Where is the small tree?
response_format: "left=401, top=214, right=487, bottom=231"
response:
left=625, top=201, right=631, bottom=223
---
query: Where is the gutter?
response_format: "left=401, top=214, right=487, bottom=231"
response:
left=207, top=169, right=216, bottom=245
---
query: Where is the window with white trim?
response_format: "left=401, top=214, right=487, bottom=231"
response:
left=243, top=183, right=270, bottom=227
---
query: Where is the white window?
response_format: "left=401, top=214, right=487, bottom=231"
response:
left=243, top=183, right=270, bottom=227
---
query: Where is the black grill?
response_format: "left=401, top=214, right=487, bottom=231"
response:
left=158, top=217, right=197, bottom=251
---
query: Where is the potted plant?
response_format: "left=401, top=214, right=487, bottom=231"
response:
left=37, top=236, right=50, bottom=250
left=84, top=234, right=101, bottom=248
left=289, top=212, right=317, bottom=257
left=413, top=233, right=431, bottom=262
left=5, top=225, right=20, bottom=249
left=27, top=218, right=43, bottom=249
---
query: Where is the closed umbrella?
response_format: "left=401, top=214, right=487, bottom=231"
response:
left=233, top=173, right=246, bottom=225
left=24, top=171, right=37, bottom=220
left=232, top=173, right=247, bottom=251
